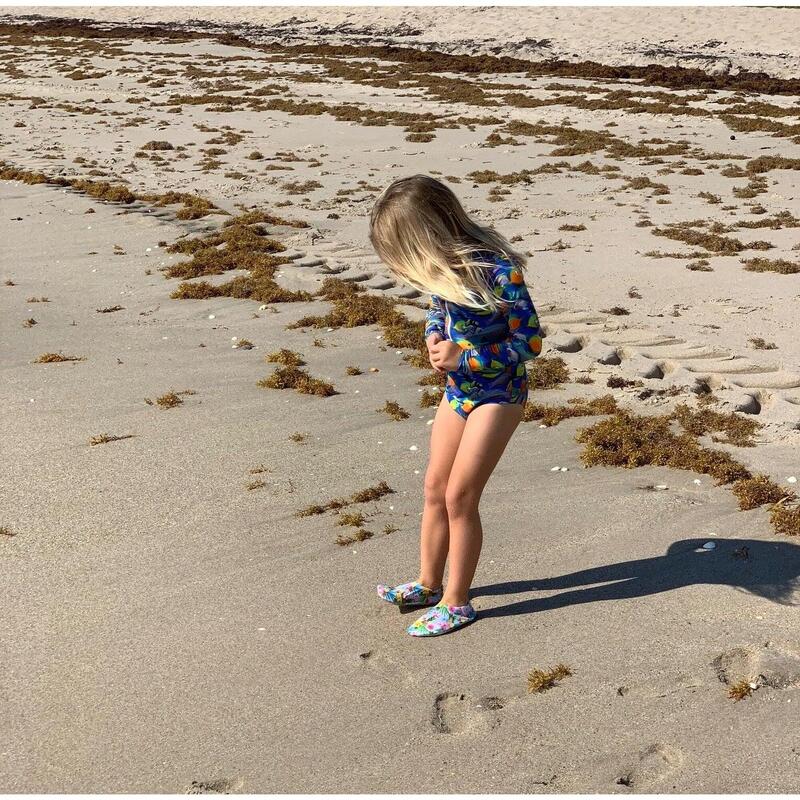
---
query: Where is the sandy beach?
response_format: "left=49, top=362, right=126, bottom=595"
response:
left=1, top=7, right=800, bottom=793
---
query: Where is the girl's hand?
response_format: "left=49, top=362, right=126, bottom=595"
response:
left=429, top=340, right=462, bottom=372
left=425, top=332, right=444, bottom=350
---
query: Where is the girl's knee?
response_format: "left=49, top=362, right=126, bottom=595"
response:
left=444, top=483, right=480, bottom=517
left=423, top=471, right=448, bottom=506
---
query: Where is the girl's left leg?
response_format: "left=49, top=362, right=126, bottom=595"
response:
left=441, top=402, right=524, bottom=607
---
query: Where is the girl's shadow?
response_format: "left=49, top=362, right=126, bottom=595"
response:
left=472, top=537, right=800, bottom=619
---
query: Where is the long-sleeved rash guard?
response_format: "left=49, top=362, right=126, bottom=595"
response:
left=423, top=253, right=542, bottom=379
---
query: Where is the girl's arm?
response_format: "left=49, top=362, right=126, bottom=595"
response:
left=424, top=295, right=447, bottom=339
left=458, top=262, right=542, bottom=373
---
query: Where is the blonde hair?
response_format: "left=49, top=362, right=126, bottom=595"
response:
left=369, top=174, right=527, bottom=310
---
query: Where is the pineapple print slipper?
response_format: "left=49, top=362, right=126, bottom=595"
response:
left=377, top=581, right=443, bottom=609
left=406, top=602, right=477, bottom=637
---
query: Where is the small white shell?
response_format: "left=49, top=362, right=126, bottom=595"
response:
left=550, top=466, right=561, bottom=472
left=702, top=542, right=716, bottom=550
left=787, top=476, right=797, bottom=484
left=409, top=445, right=418, bottom=451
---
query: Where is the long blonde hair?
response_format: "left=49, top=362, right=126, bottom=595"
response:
left=369, top=174, right=527, bottom=310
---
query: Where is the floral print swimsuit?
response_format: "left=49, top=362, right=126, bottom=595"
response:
left=424, top=252, right=542, bottom=419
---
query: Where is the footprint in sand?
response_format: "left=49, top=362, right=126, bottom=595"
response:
left=614, top=743, right=685, bottom=790
left=713, top=641, right=800, bottom=694
left=539, top=305, right=800, bottom=426
left=358, top=647, right=415, bottom=685
left=431, top=691, right=505, bottom=734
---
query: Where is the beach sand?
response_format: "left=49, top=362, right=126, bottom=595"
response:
left=1, top=8, right=799, bottom=792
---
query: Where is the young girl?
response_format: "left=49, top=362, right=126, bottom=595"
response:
left=368, top=175, right=542, bottom=637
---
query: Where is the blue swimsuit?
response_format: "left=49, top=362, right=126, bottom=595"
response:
left=424, top=252, right=542, bottom=419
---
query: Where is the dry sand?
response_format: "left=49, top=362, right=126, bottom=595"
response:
left=1, top=8, right=800, bottom=793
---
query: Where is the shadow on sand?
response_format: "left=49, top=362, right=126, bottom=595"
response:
left=472, top=537, right=800, bottom=619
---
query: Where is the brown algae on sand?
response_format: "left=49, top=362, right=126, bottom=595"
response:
left=378, top=400, right=410, bottom=421
left=527, top=664, right=573, bottom=694
left=34, top=352, right=85, bottom=363
left=523, top=395, right=618, bottom=426
left=731, top=475, right=795, bottom=511
left=296, top=481, right=394, bottom=517
left=576, top=409, right=751, bottom=485
left=770, top=499, right=800, bottom=536
left=266, top=349, right=305, bottom=366
left=257, top=366, right=337, bottom=397
left=527, top=356, right=570, bottom=390
left=727, top=679, right=755, bottom=701
left=289, top=278, right=429, bottom=367
left=145, top=389, right=196, bottom=409
left=576, top=409, right=800, bottom=536
left=89, top=433, right=135, bottom=446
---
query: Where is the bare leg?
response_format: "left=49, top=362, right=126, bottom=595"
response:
left=442, top=402, right=524, bottom=606
left=417, top=397, right=466, bottom=590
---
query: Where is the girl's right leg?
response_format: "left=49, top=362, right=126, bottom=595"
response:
left=417, top=395, right=466, bottom=590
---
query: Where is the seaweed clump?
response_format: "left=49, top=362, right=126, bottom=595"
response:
left=257, top=366, right=337, bottom=397
left=145, top=389, right=196, bottom=409
left=741, top=257, right=800, bottom=274
left=731, top=474, right=795, bottom=511
left=527, top=356, right=570, bottom=390
left=728, top=679, right=755, bottom=702
left=34, top=352, right=84, bottom=363
left=671, top=403, right=761, bottom=446
left=167, top=216, right=312, bottom=304
left=523, top=394, right=618, bottom=426
left=770, top=499, right=800, bottom=536
left=527, top=664, right=573, bottom=694
left=378, top=400, right=410, bottom=421
left=296, top=480, right=394, bottom=517
left=266, top=348, right=305, bottom=366
left=576, top=410, right=751, bottom=485
left=289, top=278, right=429, bottom=367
